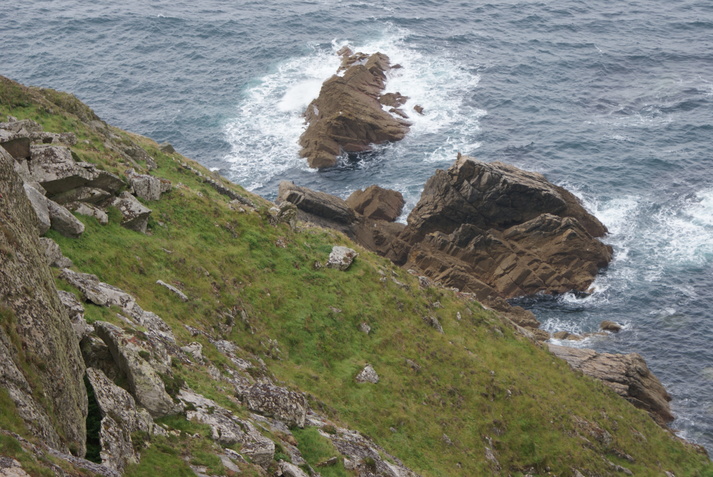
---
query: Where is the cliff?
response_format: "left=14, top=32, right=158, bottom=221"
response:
left=0, top=75, right=710, bottom=476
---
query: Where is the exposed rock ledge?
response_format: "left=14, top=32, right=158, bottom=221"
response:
left=548, top=344, right=673, bottom=427
left=298, top=49, right=411, bottom=168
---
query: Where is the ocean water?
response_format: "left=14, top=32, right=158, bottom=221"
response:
left=3, top=0, right=713, bottom=452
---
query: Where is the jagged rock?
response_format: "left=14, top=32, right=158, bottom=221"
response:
left=355, top=364, right=379, bottom=384
left=0, top=132, right=31, bottom=160
left=299, top=51, right=411, bottom=168
left=28, top=145, right=94, bottom=195
left=127, top=169, right=171, bottom=201
left=84, top=166, right=124, bottom=195
left=359, top=322, right=371, bottom=334
left=327, top=426, right=418, bottom=476
left=0, top=457, right=31, bottom=477
left=60, top=269, right=135, bottom=308
left=65, top=201, right=109, bottom=225
left=109, top=191, right=151, bottom=233
left=245, top=383, right=307, bottom=428
left=278, top=181, right=356, bottom=225
left=47, top=199, right=85, bottom=238
left=0, top=144, right=87, bottom=455
left=40, top=237, right=72, bottom=268
left=22, top=183, right=51, bottom=235
left=178, top=389, right=275, bottom=466
left=346, top=185, right=405, bottom=222
left=601, top=320, right=623, bottom=333
left=326, top=246, right=358, bottom=271
left=385, top=156, right=612, bottom=298
left=57, top=290, right=91, bottom=339
left=423, top=315, right=444, bottom=333
left=181, top=342, right=203, bottom=362
left=548, top=344, right=673, bottom=426
left=94, top=321, right=181, bottom=418
left=86, top=368, right=154, bottom=472
left=156, top=279, right=188, bottom=301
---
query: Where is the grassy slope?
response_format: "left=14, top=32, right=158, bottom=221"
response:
left=1, top=76, right=711, bottom=476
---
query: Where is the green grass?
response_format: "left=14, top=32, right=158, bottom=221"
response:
left=1, top=75, right=712, bottom=476
left=292, top=427, right=348, bottom=477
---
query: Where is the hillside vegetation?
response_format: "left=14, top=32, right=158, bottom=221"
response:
left=1, top=75, right=711, bottom=476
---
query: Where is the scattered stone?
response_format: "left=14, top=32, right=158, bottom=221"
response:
left=405, top=359, right=421, bottom=373
left=245, top=383, right=307, bottom=428
left=423, top=315, right=444, bottom=333
left=317, top=457, right=339, bottom=467
left=326, top=246, right=358, bottom=271
left=346, top=185, right=405, bottom=222
left=277, top=461, right=310, bottom=477
left=47, top=199, right=85, bottom=238
left=159, top=142, right=175, bottom=154
left=552, top=331, right=583, bottom=341
left=180, top=342, right=203, bottom=362
left=156, top=280, right=188, bottom=302
left=109, top=192, right=151, bottom=233
left=127, top=169, right=172, bottom=201
left=65, top=201, right=109, bottom=225
left=0, top=457, right=31, bottom=477
left=413, top=104, right=424, bottom=115
left=355, top=364, right=379, bottom=384
left=600, top=320, right=623, bottom=333
left=359, top=322, right=371, bottom=335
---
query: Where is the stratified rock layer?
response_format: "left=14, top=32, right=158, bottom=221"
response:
left=299, top=51, right=411, bottom=168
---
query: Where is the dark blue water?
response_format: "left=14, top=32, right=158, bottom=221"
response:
left=3, top=0, right=713, bottom=452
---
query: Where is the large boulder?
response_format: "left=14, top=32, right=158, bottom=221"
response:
left=47, top=199, right=85, bottom=238
left=0, top=143, right=87, bottom=455
left=28, top=145, right=95, bottom=195
left=22, top=183, right=51, bottom=235
left=93, top=321, right=181, bottom=418
left=387, top=156, right=612, bottom=298
left=277, top=181, right=356, bottom=225
left=245, top=383, right=307, bottom=428
left=548, top=344, right=673, bottom=426
left=298, top=51, right=411, bottom=168
left=86, top=367, right=154, bottom=472
left=126, top=169, right=171, bottom=201
left=109, top=192, right=151, bottom=233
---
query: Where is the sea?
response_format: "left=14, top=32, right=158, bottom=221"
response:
left=3, top=0, right=712, bottom=454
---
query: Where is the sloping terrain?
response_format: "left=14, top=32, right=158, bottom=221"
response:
left=0, top=75, right=711, bottom=476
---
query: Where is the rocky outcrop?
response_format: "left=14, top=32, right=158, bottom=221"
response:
left=355, top=364, right=379, bottom=384
left=278, top=182, right=356, bottom=226
left=109, top=192, right=151, bottom=233
left=346, top=185, right=405, bottom=222
left=548, top=344, right=673, bottom=426
left=86, top=367, right=155, bottom=472
left=94, top=321, right=181, bottom=418
left=127, top=169, right=172, bottom=201
left=298, top=50, right=411, bottom=168
left=245, top=383, right=307, bottom=428
left=0, top=145, right=87, bottom=455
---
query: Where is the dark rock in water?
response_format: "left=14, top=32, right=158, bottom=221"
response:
left=548, top=344, right=674, bottom=426
left=298, top=51, right=411, bottom=168
left=600, top=320, right=623, bottom=333
left=384, top=155, right=612, bottom=299
left=346, top=185, right=404, bottom=222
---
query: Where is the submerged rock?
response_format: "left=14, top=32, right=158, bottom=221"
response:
left=298, top=51, right=411, bottom=168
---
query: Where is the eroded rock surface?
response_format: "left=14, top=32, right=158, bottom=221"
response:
left=299, top=51, right=411, bottom=168
left=245, top=383, right=307, bottom=428
left=548, top=344, right=673, bottom=426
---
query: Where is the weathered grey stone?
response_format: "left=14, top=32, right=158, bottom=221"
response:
left=94, top=321, right=181, bottom=418
left=327, top=426, right=418, bottom=476
left=86, top=368, right=154, bottom=473
left=85, top=167, right=124, bottom=195
left=29, top=145, right=93, bottom=195
left=51, top=186, right=112, bottom=205
left=0, top=132, right=31, bottom=160
left=278, top=461, right=310, bottom=477
left=47, top=199, right=85, bottom=238
left=57, top=290, right=91, bottom=340
left=22, top=183, right=51, bottom=235
left=156, top=279, right=188, bottom=301
left=178, top=389, right=275, bottom=466
left=245, top=383, right=307, bottom=428
left=0, top=143, right=88, bottom=455
left=39, top=237, right=73, bottom=268
left=278, top=181, right=356, bottom=225
left=355, top=364, right=379, bottom=384
left=110, top=192, right=151, bottom=233
left=127, top=169, right=171, bottom=201
left=326, top=246, right=358, bottom=271
left=180, top=342, right=203, bottom=362
left=66, top=202, right=109, bottom=225
left=0, top=457, right=31, bottom=477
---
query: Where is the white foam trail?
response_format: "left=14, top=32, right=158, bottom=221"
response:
left=223, top=24, right=485, bottom=190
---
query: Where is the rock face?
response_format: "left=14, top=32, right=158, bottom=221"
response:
left=346, top=185, right=405, bottom=222
left=0, top=147, right=87, bottom=455
left=298, top=50, right=411, bottom=168
left=245, top=383, right=307, bottom=428
left=548, top=344, right=673, bottom=426
left=383, top=156, right=612, bottom=299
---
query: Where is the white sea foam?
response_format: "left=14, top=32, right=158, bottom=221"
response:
left=223, top=24, right=484, bottom=190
